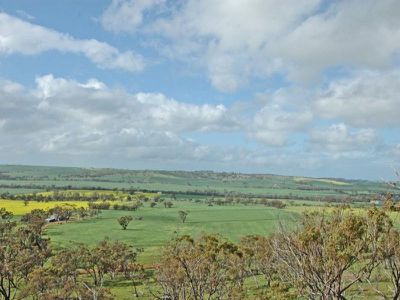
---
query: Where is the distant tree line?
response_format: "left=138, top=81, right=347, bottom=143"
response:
left=1, top=190, right=158, bottom=202
left=2, top=183, right=398, bottom=204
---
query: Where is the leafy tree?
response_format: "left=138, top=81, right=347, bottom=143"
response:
left=164, top=201, right=173, bottom=208
left=272, top=208, right=391, bottom=299
left=48, top=205, right=75, bottom=222
left=77, top=206, right=90, bottom=219
left=21, top=239, right=139, bottom=300
left=21, top=209, right=47, bottom=223
left=178, top=210, right=188, bottom=223
left=0, top=221, right=50, bottom=300
left=0, top=208, right=13, bottom=220
left=118, top=216, right=133, bottom=230
left=369, top=225, right=400, bottom=299
left=155, top=235, right=244, bottom=300
left=240, top=235, right=276, bottom=288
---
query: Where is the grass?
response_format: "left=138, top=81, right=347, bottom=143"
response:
left=44, top=201, right=298, bottom=264
left=294, top=177, right=352, bottom=186
left=0, top=164, right=395, bottom=197
left=1, top=164, right=398, bottom=299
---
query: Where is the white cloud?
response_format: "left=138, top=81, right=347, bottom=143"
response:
left=0, top=12, right=144, bottom=72
left=310, top=123, right=378, bottom=156
left=314, top=70, right=400, bottom=127
left=0, top=73, right=396, bottom=178
left=251, top=105, right=312, bottom=146
left=102, top=0, right=400, bottom=92
left=248, top=88, right=313, bottom=146
left=101, top=0, right=165, bottom=33
left=0, top=75, right=235, bottom=161
left=148, top=0, right=320, bottom=91
left=275, top=0, right=400, bottom=81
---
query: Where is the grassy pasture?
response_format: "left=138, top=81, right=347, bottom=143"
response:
left=0, top=164, right=395, bottom=197
left=44, top=202, right=298, bottom=264
left=1, top=165, right=399, bottom=299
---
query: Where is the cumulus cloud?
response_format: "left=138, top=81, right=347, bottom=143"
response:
left=251, top=105, right=312, bottom=146
left=0, top=12, right=144, bottom=72
left=0, top=75, right=235, bottom=161
left=274, top=0, right=400, bottom=81
left=314, top=70, right=400, bottom=128
left=101, top=0, right=400, bottom=91
left=248, top=88, right=313, bottom=146
left=310, top=123, right=378, bottom=156
left=0, top=74, right=396, bottom=178
left=148, top=0, right=320, bottom=91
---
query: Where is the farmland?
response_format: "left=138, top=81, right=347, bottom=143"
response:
left=1, top=164, right=399, bottom=299
left=0, top=164, right=394, bottom=198
left=0, top=164, right=396, bottom=261
left=45, top=202, right=299, bottom=263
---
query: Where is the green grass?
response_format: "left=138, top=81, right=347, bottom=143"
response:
left=0, top=164, right=396, bottom=198
left=45, top=202, right=298, bottom=264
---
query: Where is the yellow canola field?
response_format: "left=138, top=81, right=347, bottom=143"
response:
left=0, top=200, right=89, bottom=215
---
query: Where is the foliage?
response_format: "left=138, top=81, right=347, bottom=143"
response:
left=178, top=210, right=188, bottom=223
left=0, top=211, right=50, bottom=300
left=155, top=235, right=245, bottom=300
left=272, top=208, right=392, bottom=299
left=118, top=215, right=133, bottom=230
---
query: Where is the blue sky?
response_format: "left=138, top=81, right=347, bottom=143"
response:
left=0, top=0, right=399, bottom=179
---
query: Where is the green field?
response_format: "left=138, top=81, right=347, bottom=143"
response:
left=0, top=164, right=395, bottom=198
left=1, top=164, right=396, bottom=265
left=0, top=164, right=398, bottom=299
left=44, top=202, right=298, bottom=263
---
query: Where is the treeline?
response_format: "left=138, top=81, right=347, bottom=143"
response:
left=21, top=205, right=101, bottom=223
left=2, top=205, right=400, bottom=299
left=88, top=202, right=142, bottom=211
left=1, top=190, right=159, bottom=203
left=204, top=197, right=287, bottom=208
left=0, top=183, right=394, bottom=203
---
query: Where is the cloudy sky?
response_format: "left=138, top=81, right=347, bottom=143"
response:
left=0, top=0, right=399, bottom=179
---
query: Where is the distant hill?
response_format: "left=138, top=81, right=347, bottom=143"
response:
left=0, top=164, right=396, bottom=201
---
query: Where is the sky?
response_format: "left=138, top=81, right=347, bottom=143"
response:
left=0, top=0, right=399, bottom=180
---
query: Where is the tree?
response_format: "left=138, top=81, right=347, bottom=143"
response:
left=77, top=206, right=89, bottom=219
left=78, top=239, right=138, bottom=293
left=155, top=235, right=244, bottom=300
left=370, top=226, right=400, bottom=299
left=239, top=235, right=276, bottom=288
left=178, top=210, right=188, bottom=223
left=21, top=239, right=140, bottom=300
left=0, top=208, right=13, bottom=220
left=118, top=216, right=133, bottom=230
left=123, top=260, right=145, bottom=298
left=21, top=209, right=48, bottom=234
left=164, top=201, right=173, bottom=208
left=0, top=220, right=50, bottom=300
left=272, top=208, right=390, bottom=299
left=48, top=205, right=75, bottom=222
